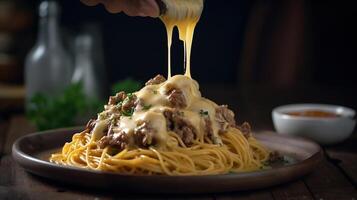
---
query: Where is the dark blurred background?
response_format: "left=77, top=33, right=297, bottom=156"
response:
left=1, top=0, right=356, bottom=128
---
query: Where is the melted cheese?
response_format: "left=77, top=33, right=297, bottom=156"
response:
left=91, top=1, right=229, bottom=148
left=95, top=74, right=225, bottom=147
left=92, top=119, right=110, bottom=141
left=162, top=75, right=200, bottom=106
left=160, top=0, right=204, bottom=78
left=165, top=24, right=173, bottom=78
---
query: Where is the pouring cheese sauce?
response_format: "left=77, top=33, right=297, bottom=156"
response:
left=51, top=0, right=271, bottom=175
left=92, top=0, right=206, bottom=147
left=160, top=0, right=204, bottom=78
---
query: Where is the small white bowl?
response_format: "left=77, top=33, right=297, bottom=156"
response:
left=272, top=104, right=356, bottom=145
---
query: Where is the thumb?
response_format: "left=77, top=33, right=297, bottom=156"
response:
left=80, top=0, right=101, bottom=6
left=121, top=0, right=160, bottom=17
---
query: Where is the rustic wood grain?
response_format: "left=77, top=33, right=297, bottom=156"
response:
left=3, top=115, right=35, bottom=155
left=324, top=136, right=357, bottom=187
left=214, top=190, right=274, bottom=200
left=167, top=196, right=213, bottom=200
left=271, top=181, right=314, bottom=200
left=2, top=114, right=357, bottom=199
left=0, top=120, right=9, bottom=157
left=303, top=158, right=357, bottom=200
left=1, top=155, right=197, bottom=200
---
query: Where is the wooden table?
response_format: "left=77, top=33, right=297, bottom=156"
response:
left=1, top=86, right=357, bottom=199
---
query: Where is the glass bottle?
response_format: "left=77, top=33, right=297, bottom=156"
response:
left=72, top=33, right=103, bottom=100
left=25, top=1, right=72, bottom=105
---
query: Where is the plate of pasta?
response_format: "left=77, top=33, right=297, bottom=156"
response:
left=13, top=0, right=322, bottom=193
left=12, top=75, right=323, bottom=194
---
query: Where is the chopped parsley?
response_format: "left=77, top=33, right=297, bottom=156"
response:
left=122, top=107, right=135, bottom=117
left=122, top=93, right=133, bottom=105
left=153, top=90, right=158, bottom=94
left=98, top=112, right=108, bottom=120
left=199, top=110, right=209, bottom=116
left=143, top=104, right=152, bottom=111
left=115, top=93, right=136, bottom=117
left=116, top=101, right=122, bottom=106
left=126, top=93, right=133, bottom=98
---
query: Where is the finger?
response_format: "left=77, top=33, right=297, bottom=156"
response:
left=102, top=0, right=125, bottom=13
left=80, top=0, right=101, bottom=6
left=123, top=0, right=160, bottom=17
left=138, top=0, right=160, bottom=17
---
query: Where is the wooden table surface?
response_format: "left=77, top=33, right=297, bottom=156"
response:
left=1, top=86, right=357, bottom=200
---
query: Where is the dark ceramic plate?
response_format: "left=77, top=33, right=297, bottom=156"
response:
left=12, top=128, right=323, bottom=194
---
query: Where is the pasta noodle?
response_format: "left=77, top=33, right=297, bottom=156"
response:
left=50, top=127, right=269, bottom=175
left=50, top=0, right=271, bottom=176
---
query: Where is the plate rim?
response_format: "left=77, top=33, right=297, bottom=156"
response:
left=11, top=127, right=324, bottom=193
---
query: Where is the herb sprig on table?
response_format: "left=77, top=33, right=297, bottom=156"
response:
left=26, top=83, right=103, bottom=131
left=27, top=78, right=142, bottom=131
left=111, top=78, right=142, bottom=95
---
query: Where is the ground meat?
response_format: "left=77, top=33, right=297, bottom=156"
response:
left=98, top=130, right=129, bottom=150
left=133, top=121, right=156, bottom=148
left=98, top=121, right=157, bottom=149
left=204, top=117, right=214, bottom=139
left=215, top=105, right=236, bottom=134
left=108, top=91, right=127, bottom=105
left=268, top=151, right=284, bottom=163
left=85, top=119, right=96, bottom=132
left=237, top=122, right=251, bottom=138
left=178, top=127, right=195, bottom=145
left=166, top=88, right=187, bottom=108
left=163, top=109, right=196, bottom=146
left=121, top=94, right=138, bottom=114
left=145, top=74, right=167, bottom=86
left=135, top=98, right=147, bottom=111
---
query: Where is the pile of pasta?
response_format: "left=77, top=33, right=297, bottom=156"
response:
left=51, top=75, right=270, bottom=176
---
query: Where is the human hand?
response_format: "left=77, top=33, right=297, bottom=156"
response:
left=80, top=0, right=160, bottom=17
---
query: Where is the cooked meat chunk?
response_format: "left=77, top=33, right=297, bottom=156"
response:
left=108, top=91, right=127, bottom=105
left=121, top=94, right=138, bottom=114
left=85, top=119, right=96, bottom=132
left=98, top=130, right=129, bottom=150
left=133, top=98, right=149, bottom=111
left=237, top=122, right=251, bottom=138
left=215, top=105, right=236, bottom=134
left=98, top=122, right=157, bottom=149
left=98, top=124, right=127, bottom=149
left=164, top=109, right=196, bottom=146
left=178, top=127, right=195, bottom=145
left=133, top=121, right=156, bottom=148
left=145, top=74, right=167, bottom=86
left=268, top=151, right=284, bottom=163
left=166, top=88, right=187, bottom=108
left=204, top=118, right=214, bottom=139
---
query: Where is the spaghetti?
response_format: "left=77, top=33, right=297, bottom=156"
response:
left=50, top=0, right=271, bottom=175
left=50, top=128, right=269, bottom=175
left=50, top=75, right=270, bottom=175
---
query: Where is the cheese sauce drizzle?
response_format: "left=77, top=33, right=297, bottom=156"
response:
left=50, top=0, right=271, bottom=176
left=160, top=0, right=204, bottom=78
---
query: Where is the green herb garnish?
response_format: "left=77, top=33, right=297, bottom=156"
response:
left=199, top=110, right=209, bottom=116
left=143, top=104, right=152, bottom=111
left=126, top=93, right=133, bottom=99
left=26, top=83, right=103, bottom=131
left=122, top=107, right=135, bottom=117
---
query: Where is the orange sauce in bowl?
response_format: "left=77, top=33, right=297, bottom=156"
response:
left=285, top=110, right=340, bottom=118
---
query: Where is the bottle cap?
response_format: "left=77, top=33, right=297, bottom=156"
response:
left=39, top=1, right=60, bottom=17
